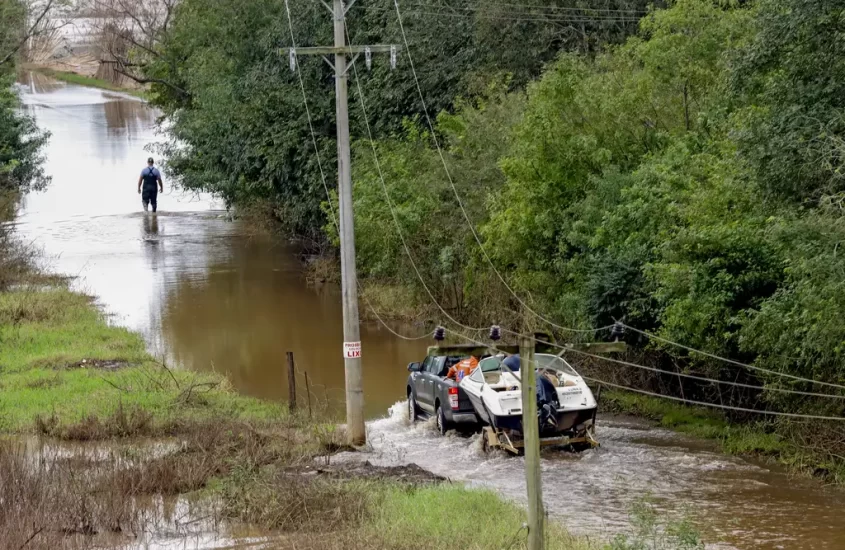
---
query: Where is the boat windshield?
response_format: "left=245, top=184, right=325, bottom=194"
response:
left=478, top=354, right=578, bottom=377
left=479, top=356, right=504, bottom=373
left=534, top=354, right=579, bottom=376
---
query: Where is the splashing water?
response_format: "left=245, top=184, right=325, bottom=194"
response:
left=352, top=402, right=845, bottom=549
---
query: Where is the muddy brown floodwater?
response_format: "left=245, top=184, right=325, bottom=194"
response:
left=15, top=72, right=429, bottom=419
left=14, top=74, right=845, bottom=550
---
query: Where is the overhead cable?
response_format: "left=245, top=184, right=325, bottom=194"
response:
left=284, top=0, right=430, bottom=341
left=620, top=322, right=845, bottom=391
left=440, top=327, right=845, bottom=422
left=392, top=0, right=632, bottom=336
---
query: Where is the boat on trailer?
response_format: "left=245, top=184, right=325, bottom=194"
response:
left=459, top=353, right=599, bottom=454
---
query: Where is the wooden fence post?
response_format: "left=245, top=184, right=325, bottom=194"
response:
left=305, top=371, right=313, bottom=419
left=286, top=352, right=296, bottom=413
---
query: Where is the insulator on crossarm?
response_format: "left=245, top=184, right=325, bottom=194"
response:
left=433, top=326, right=446, bottom=342
left=489, top=325, right=501, bottom=341
left=289, top=49, right=297, bottom=72
left=611, top=321, right=626, bottom=342
left=390, top=45, right=397, bottom=69
left=365, top=46, right=372, bottom=70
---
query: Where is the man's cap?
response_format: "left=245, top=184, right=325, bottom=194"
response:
left=147, top=157, right=155, bottom=164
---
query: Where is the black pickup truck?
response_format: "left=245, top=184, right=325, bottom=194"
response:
left=406, top=352, right=479, bottom=435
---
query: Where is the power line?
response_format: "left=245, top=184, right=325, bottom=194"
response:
left=284, top=0, right=430, bottom=342
left=490, top=326, right=845, bottom=399
left=554, top=338, right=845, bottom=401
left=440, top=327, right=845, bottom=422
left=344, top=21, right=491, bottom=340
left=366, top=2, right=648, bottom=17
left=406, top=10, right=642, bottom=22
left=392, top=0, right=625, bottom=336
left=392, top=0, right=845, bottom=395
left=620, top=322, right=845, bottom=391
left=579, top=378, right=845, bottom=422
left=364, top=6, right=643, bottom=24
left=414, top=1, right=648, bottom=14
left=464, top=1, right=647, bottom=14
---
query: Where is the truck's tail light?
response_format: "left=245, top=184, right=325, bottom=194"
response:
left=448, top=387, right=459, bottom=410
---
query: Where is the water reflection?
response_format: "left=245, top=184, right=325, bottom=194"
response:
left=141, top=214, right=163, bottom=272
left=103, top=99, right=153, bottom=134
left=159, top=236, right=428, bottom=418
left=15, top=76, right=429, bottom=419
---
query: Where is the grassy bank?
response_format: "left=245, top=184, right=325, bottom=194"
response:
left=602, top=390, right=845, bottom=483
left=0, top=281, right=611, bottom=548
left=0, top=215, right=709, bottom=548
left=0, top=287, right=282, bottom=434
left=23, top=66, right=148, bottom=100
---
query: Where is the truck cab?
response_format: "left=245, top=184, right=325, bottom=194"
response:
left=406, top=353, right=479, bottom=435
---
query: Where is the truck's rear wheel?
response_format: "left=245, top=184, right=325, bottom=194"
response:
left=435, top=404, right=450, bottom=435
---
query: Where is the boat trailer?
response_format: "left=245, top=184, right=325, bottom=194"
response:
left=480, top=424, right=599, bottom=455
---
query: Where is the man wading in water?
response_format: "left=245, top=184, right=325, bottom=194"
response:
left=138, top=157, right=164, bottom=212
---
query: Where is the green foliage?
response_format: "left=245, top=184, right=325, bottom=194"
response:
left=729, top=0, right=845, bottom=201
left=29, top=68, right=148, bottom=99
left=147, top=0, right=652, bottom=243
left=347, top=85, right=525, bottom=318
left=370, top=484, right=597, bottom=550
left=147, top=0, right=845, bottom=467
left=0, top=0, right=49, bottom=195
left=0, top=287, right=286, bottom=433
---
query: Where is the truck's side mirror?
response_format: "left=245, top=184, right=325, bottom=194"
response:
left=408, top=362, right=421, bottom=372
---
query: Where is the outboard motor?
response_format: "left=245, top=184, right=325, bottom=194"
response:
left=536, top=374, right=559, bottom=433
left=502, top=355, right=558, bottom=432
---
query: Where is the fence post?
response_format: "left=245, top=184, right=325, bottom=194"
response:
left=305, top=371, right=313, bottom=419
left=286, top=351, right=296, bottom=413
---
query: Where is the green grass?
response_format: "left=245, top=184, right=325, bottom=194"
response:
left=26, top=67, right=149, bottom=100
left=0, top=286, right=700, bottom=547
left=369, top=485, right=598, bottom=550
left=0, top=287, right=285, bottom=434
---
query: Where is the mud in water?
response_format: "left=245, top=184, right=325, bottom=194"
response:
left=15, top=73, right=429, bottom=419
left=13, top=74, right=845, bottom=550
left=344, top=403, right=845, bottom=550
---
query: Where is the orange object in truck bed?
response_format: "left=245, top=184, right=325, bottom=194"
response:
left=447, top=356, right=478, bottom=382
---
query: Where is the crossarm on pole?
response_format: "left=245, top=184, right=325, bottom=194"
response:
left=281, top=44, right=397, bottom=56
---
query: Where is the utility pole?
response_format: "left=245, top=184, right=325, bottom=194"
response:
left=520, top=333, right=544, bottom=550
left=284, top=0, right=397, bottom=446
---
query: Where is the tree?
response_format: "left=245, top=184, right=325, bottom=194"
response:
left=0, top=0, right=50, bottom=195
left=729, top=0, right=845, bottom=202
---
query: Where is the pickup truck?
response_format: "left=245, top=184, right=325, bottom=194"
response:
left=406, top=353, right=480, bottom=435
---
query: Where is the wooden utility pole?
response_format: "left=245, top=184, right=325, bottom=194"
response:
left=520, top=334, right=544, bottom=550
left=283, top=0, right=397, bottom=446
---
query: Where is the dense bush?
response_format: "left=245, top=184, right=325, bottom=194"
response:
left=0, top=0, right=49, bottom=195
left=147, top=0, right=845, bottom=419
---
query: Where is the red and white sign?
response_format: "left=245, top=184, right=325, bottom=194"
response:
left=343, top=341, right=362, bottom=359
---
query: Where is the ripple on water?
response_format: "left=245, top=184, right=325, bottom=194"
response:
left=360, top=402, right=845, bottom=550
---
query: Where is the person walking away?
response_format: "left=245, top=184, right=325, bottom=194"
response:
left=138, top=157, right=163, bottom=212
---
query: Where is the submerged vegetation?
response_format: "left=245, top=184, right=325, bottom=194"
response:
left=132, top=0, right=845, bottom=477
left=2, top=0, right=843, bottom=546
left=0, top=273, right=684, bottom=548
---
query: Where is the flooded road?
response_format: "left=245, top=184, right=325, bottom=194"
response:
left=15, top=73, right=429, bottom=419
left=13, top=75, right=845, bottom=549
left=361, top=406, right=845, bottom=549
